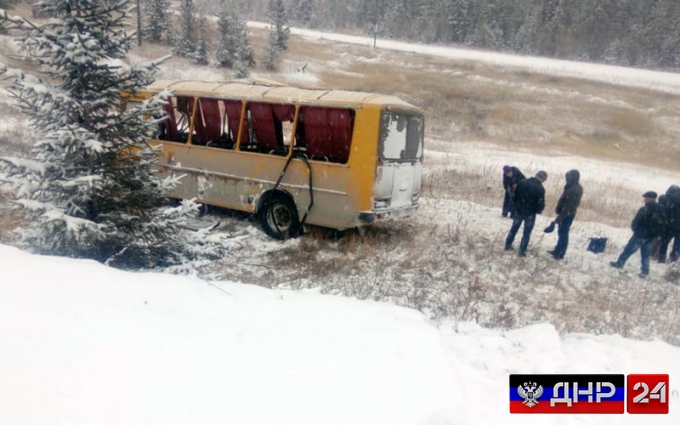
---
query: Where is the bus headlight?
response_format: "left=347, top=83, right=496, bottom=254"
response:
left=411, top=192, right=420, bottom=203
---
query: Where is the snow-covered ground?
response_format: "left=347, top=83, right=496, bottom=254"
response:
left=426, top=140, right=680, bottom=195
left=1, top=244, right=679, bottom=425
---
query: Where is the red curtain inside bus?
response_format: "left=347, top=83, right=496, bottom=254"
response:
left=160, top=96, right=192, bottom=143
left=197, top=98, right=222, bottom=143
left=273, top=104, right=295, bottom=122
left=301, top=107, right=354, bottom=164
left=247, top=103, right=295, bottom=153
left=223, top=100, right=246, bottom=144
left=248, top=103, right=278, bottom=151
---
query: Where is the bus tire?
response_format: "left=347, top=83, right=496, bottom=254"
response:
left=258, top=192, right=301, bottom=240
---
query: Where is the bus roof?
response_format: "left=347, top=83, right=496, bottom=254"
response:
left=143, top=79, right=421, bottom=112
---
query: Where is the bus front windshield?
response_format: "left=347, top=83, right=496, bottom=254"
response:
left=379, top=112, right=424, bottom=162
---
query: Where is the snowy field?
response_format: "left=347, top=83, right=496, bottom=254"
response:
left=426, top=140, right=680, bottom=196
left=1, top=243, right=679, bottom=425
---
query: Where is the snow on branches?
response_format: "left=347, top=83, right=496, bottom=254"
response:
left=0, top=1, right=229, bottom=271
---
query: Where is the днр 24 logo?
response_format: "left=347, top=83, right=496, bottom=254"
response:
left=510, top=374, right=670, bottom=414
left=510, top=374, right=625, bottom=414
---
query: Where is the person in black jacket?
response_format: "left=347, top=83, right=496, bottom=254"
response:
left=502, top=165, right=526, bottom=218
left=610, top=191, right=664, bottom=278
left=505, top=170, right=547, bottom=257
left=547, top=170, right=583, bottom=260
left=657, top=194, right=673, bottom=263
left=664, top=185, right=680, bottom=262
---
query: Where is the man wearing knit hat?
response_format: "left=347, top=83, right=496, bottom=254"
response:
left=610, top=191, right=664, bottom=278
left=505, top=170, right=547, bottom=257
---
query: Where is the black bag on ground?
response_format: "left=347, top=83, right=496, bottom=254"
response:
left=587, top=237, right=608, bottom=253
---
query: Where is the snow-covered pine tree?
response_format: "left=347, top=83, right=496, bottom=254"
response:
left=470, top=0, right=503, bottom=49
left=379, top=0, right=415, bottom=39
left=193, top=14, right=210, bottom=65
left=143, top=0, right=171, bottom=43
left=294, top=0, right=313, bottom=27
left=0, top=1, right=227, bottom=269
left=416, top=0, right=444, bottom=43
left=234, top=14, right=256, bottom=67
left=173, top=0, right=197, bottom=58
left=234, top=0, right=251, bottom=17
left=232, top=55, right=250, bottom=78
left=232, top=37, right=253, bottom=78
left=268, top=0, right=290, bottom=51
left=215, top=1, right=238, bottom=68
left=446, top=0, right=473, bottom=44
left=261, top=27, right=281, bottom=70
left=215, top=5, right=255, bottom=72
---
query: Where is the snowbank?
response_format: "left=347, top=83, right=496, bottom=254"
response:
left=0, top=244, right=457, bottom=425
left=441, top=322, right=680, bottom=424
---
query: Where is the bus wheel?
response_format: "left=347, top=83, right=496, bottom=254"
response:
left=259, top=193, right=301, bottom=240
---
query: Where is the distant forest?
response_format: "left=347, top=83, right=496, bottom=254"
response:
left=201, top=0, right=680, bottom=70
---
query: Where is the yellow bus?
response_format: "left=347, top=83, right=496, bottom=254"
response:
left=131, top=79, right=424, bottom=239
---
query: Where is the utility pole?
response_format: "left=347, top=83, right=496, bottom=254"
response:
left=373, top=21, right=377, bottom=48
left=137, top=0, right=142, bottom=46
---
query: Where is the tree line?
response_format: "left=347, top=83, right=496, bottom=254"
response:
left=202, top=0, right=680, bottom=70
left=3, top=0, right=291, bottom=74
left=144, top=0, right=290, bottom=75
left=7, top=1, right=679, bottom=69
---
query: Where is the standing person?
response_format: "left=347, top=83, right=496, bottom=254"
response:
left=505, top=170, right=547, bottom=257
left=657, top=194, right=672, bottom=263
left=665, top=185, right=680, bottom=262
left=547, top=170, right=583, bottom=260
left=610, top=191, right=665, bottom=278
left=502, top=165, right=526, bottom=218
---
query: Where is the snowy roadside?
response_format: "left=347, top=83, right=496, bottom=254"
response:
left=248, top=22, right=680, bottom=95
left=1, top=243, right=679, bottom=425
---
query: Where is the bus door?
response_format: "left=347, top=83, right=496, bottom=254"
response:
left=374, top=112, right=424, bottom=211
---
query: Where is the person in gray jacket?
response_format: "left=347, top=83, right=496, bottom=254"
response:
left=610, top=191, right=665, bottom=278
left=547, top=170, right=583, bottom=260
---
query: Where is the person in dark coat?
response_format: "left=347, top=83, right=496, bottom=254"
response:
left=505, top=170, right=547, bottom=257
left=610, top=191, right=664, bottom=278
left=547, top=170, right=583, bottom=260
left=656, top=194, right=673, bottom=263
left=502, top=165, right=526, bottom=218
left=664, top=185, right=680, bottom=262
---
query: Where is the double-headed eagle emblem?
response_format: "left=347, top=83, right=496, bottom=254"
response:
left=517, top=381, right=544, bottom=408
